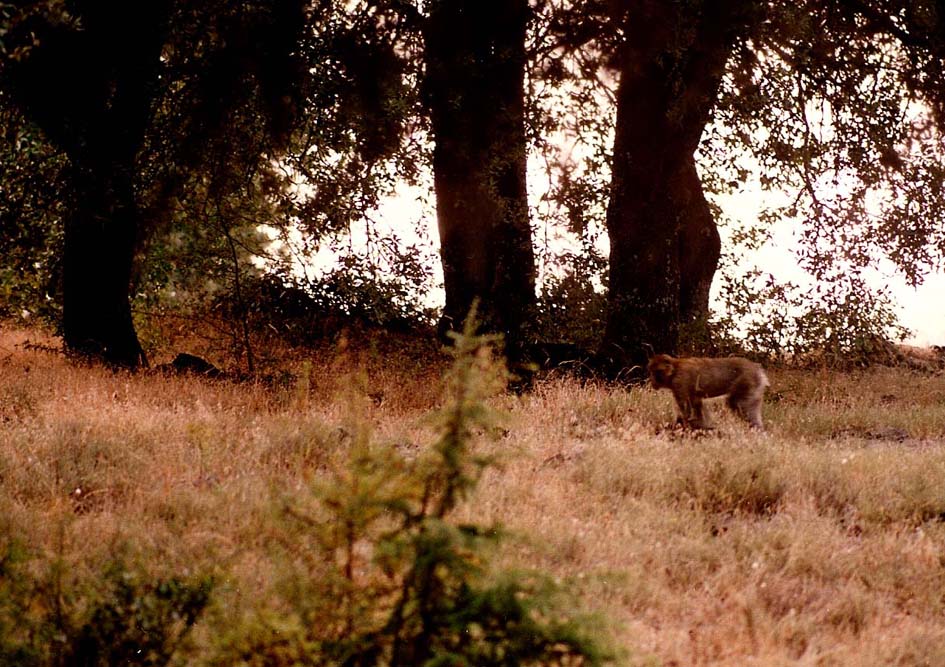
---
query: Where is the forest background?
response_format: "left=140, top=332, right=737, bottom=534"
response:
left=5, top=0, right=945, bottom=374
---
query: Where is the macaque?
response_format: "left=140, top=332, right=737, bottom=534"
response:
left=647, top=354, right=769, bottom=430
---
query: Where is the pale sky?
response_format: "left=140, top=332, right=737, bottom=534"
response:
left=288, top=161, right=945, bottom=348
left=716, top=189, right=945, bottom=347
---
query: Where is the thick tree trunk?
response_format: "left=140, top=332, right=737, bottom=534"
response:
left=424, top=0, right=535, bottom=355
left=62, top=164, right=146, bottom=368
left=8, top=4, right=168, bottom=369
left=599, top=1, right=742, bottom=374
left=601, top=91, right=681, bottom=369
left=678, top=159, right=722, bottom=323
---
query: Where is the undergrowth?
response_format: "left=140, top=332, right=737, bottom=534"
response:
left=209, top=317, right=613, bottom=666
left=0, top=322, right=612, bottom=667
left=6, top=324, right=945, bottom=665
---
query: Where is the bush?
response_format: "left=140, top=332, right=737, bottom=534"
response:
left=211, top=317, right=614, bottom=666
left=0, top=537, right=212, bottom=667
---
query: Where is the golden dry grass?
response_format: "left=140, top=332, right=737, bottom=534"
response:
left=3, top=324, right=945, bottom=665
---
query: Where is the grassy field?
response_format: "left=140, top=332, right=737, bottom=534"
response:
left=3, top=325, right=945, bottom=665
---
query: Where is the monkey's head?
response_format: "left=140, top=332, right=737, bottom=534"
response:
left=647, top=354, right=676, bottom=389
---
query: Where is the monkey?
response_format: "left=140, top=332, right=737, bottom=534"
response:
left=647, top=353, right=769, bottom=430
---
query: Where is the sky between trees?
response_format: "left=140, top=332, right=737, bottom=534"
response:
left=299, top=148, right=945, bottom=348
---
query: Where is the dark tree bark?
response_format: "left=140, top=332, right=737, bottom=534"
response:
left=423, top=0, right=535, bottom=355
left=599, top=0, right=746, bottom=373
left=6, top=1, right=305, bottom=369
left=62, top=164, right=146, bottom=367
left=678, top=159, right=722, bottom=323
left=8, top=3, right=169, bottom=368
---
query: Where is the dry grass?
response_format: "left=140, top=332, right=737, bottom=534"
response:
left=4, top=324, right=945, bottom=665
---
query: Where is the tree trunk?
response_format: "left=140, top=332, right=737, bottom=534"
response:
left=423, top=0, right=535, bottom=356
left=599, top=1, right=743, bottom=374
left=678, top=159, right=722, bottom=324
left=62, top=164, right=146, bottom=368
left=8, top=5, right=169, bottom=369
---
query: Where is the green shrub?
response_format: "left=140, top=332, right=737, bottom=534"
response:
left=212, top=317, right=614, bottom=666
left=61, top=566, right=212, bottom=667
left=0, top=536, right=212, bottom=667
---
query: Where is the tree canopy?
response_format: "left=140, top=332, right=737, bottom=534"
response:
left=3, top=1, right=945, bottom=370
left=533, top=0, right=945, bottom=366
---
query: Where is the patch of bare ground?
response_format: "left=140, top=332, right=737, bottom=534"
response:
left=4, top=323, right=945, bottom=664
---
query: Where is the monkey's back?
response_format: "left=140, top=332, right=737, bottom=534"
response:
left=681, top=356, right=764, bottom=398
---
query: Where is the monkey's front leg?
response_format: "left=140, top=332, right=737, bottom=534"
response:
left=673, top=392, right=711, bottom=429
left=687, top=397, right=713, bottom=429
left=672, top=392, right=694, bottom=427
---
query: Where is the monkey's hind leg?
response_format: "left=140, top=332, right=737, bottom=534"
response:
left=727, top=385, right=765, bottom=430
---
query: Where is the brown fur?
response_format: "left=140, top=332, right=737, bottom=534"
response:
left=647, top=354, right=769, bottom=430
